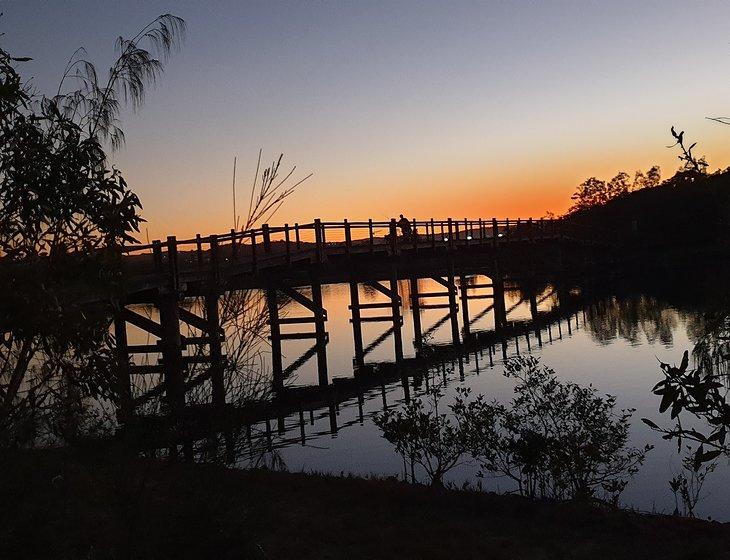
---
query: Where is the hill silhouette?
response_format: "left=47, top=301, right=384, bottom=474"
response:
left=566, top=169, right=730, bottom=259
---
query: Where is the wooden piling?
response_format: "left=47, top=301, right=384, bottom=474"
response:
left=410, top=277, right=423, bottom=351
left=113, top=312, right=132, bottom=422
left=267, top=288, right=283, bottom=390
left=284, top=224, right=291, bottom=265
left=349, top=281, right=365, bottom=367
left=209, top=235, right=220, bottom=283
left=311, top=280, right=328, bottom=386
left=459, top=273, right=470, bottom=339
left=390, top=269, right=404, bottom=365
left=447, top=261, right=460, bottom=346
left=368, top=219, right=374, bottom=253
left=493, top=273, right=507, bottom=329
left=206, top=292, right=225, bottom=410
left=314, top=219, right=323, bottom=263
left=529, top=293, right=541, bottom=340
left=344, top=219, right=352, bottom=258
left=230, top=228, right=238, bottom=259
left=158, top=294, right=185, bottom=415
left=152, top=240, right=162, bottom=270
left=329, top=400, right=338, bottom=435
left=166, top=236, right=179, bottom=293
left=299, top=404, right=306, bottom=445
left=262, top=224, right=271, bottom=253
left=251, top=231, right=258, bottom=272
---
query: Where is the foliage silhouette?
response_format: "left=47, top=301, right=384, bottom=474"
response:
left=569, top=166, right=660, bottom=213
left=464, top=356, right=651, bottom=503
left=153, top=151, right=311, bottom=425
left=643, top=350, right=730, bottom=471
left=583, top=295, right=678, bottom=347
left=241, top=149, right=312, bottom=232
left=54, top=14, right=186, bottom=150
left=375, top=357, right=650, bottom=502
left=373, top=386, right=472, bottom=488
left=669, top=449, right=716, bottom=518
left=0, top=15, right=185, bottom=445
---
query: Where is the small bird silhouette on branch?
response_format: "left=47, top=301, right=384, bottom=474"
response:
left=667, top=126, right=684, bottom=148
left=668, top=126, right=707, bottom=175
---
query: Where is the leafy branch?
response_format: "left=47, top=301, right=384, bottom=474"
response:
left=241, top=149, right=312, bottom=231
left=642, top=350, right=728, bottom=471
left=54, top=14, right=186, bottom=150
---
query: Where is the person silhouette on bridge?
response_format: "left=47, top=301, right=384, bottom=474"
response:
left=398, top=214, right=412, bottom=238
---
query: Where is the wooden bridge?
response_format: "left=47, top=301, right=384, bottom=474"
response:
left=114, top=217, right=611, bottom=426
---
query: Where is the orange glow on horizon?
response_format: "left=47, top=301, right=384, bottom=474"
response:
left=134, top=127, right=730, bottom=242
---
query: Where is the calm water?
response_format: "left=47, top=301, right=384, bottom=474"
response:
left=232, top=277, right=730, bottom=521
left=125, top=273, right=730, bottom=519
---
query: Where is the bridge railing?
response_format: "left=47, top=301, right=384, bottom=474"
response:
left=119, top=217, right=607, bottom=284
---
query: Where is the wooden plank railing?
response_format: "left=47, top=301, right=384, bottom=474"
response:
left=120, top=217, right=610, bottom=283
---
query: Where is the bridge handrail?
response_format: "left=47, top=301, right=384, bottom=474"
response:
left=119, top=218, right=612, bottom=290
left=123, top=218, right=573, bottom=251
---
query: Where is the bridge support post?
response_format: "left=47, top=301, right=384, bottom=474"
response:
left=113, top=311, right=132, bottom=423
left=314, top=219, right=324, bottom=264
left=400, top=374, right=411, bottom=403
left=557, top=283, right=571, bottom=309
left=204, top=293, right=225, bottom=411
left=492, top=273, right=507, bottom=330
left=158, top=293, right=185, bottom=416
left=349, top=281, right=365, bottom=367
left=529, top=291, right=542, bottom=345
left=311, top=281, right=329, bottom=386
left=459, top=273, right=471, bottom=341
left=447, top=262, right=460, bottom=346
left=389, top=269, right=404, bottom=366
left=410, top=277, right=423, bottom=352
left=267, top=288, right=284, bottom=391
left=328, top=399, right=338, bottom=435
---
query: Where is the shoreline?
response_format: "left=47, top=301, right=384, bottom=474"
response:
left=3, top=448, right=730, bottom=559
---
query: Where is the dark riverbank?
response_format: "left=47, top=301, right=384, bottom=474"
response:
left=3, top=449, right=730, bottom=559
left=565, top=168, right=730, bottom=277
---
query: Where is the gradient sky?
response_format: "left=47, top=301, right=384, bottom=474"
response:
left=4, top=1, right=730, bottom=239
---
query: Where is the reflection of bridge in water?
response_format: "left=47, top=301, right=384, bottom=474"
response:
left=113, top=217, right=611, bottom=443
left=244, top=305, right=589, bottom=458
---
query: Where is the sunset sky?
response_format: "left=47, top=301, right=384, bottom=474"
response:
left=5, top=1, right=730, bottom=240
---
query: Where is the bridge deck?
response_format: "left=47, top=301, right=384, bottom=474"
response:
left=120, top=217, right=607, bottom=299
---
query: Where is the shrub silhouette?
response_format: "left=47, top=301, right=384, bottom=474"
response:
left=374, top=387, right=472, bottom=488
left=375, top=357, right=651, bottom=503
left=461, top=357, right=651, bottom=502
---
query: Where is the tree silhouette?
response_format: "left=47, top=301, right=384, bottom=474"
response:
left=569, top=166, right=661, bottom=213
left=0, top=15, right=185, bottom=445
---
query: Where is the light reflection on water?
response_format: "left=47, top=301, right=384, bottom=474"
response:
left=240, top=280, right=730, bottom=521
